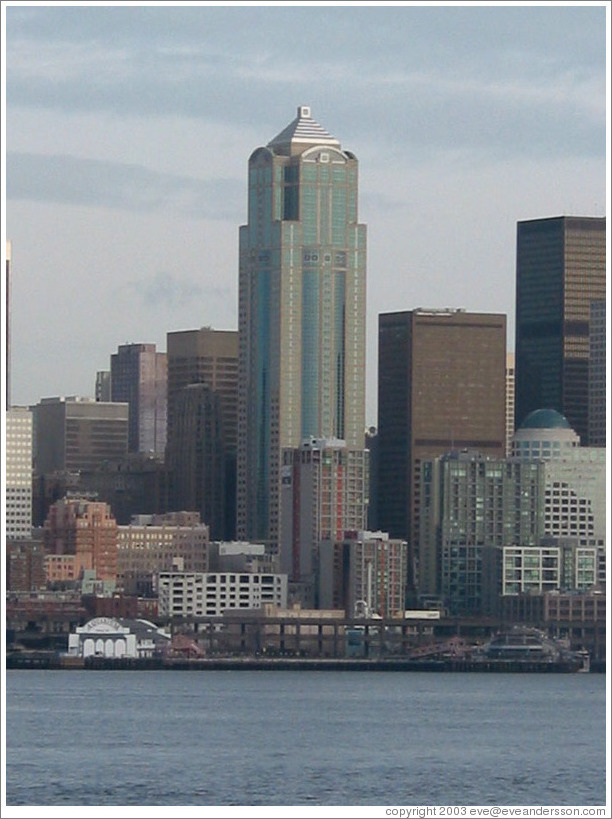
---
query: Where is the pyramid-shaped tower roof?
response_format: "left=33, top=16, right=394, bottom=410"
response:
left=267, top=105, right=341, bottom=155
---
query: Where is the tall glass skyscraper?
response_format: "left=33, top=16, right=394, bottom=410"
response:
left=514, top=215, right=606, bottom=445
left=237, top=106, right=367, bottom=553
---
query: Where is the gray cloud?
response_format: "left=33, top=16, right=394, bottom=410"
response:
left=6, top=5, right=605, bottom=161
left=125, top=271, right=206, bottom=309
left=6, top=152, right=244, bottom=218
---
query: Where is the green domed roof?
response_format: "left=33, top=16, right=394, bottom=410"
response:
left=519, top=409, right=572, bottom=430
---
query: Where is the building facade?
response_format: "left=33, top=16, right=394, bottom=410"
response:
left=6, top=540, right=46, bottom=592
left=166, top=328, right=238, bottom=452
left=166, top=383, right=227, bottom=539
left=588, top=298, right=606, bottom=447
left=237, top=105, right=367, bottom=555
left=502, top=541, right=598, bottom=597
left=418, top=451, right=546, bottom=616
left=280, top=436, right=369, bottom=604
left=512, top=409, right=606, bottom=553
left=67, top=617, right=170, bottom=659
left=505, top=353, right=515, bottom=456
left=34, top=396, right=129, bottom=474
left=110, top=343, right=167, bottom=456
left=95, top=371, right=111, bottom=402
left=43, top=497, right=119, bottom=584
left=377, top=309, right=507, bottom=549
left=166, top=327, right=238, bottom=539
left=117, top=512, right=210, bottom=596
left=5, top=406, right=33, bottom=540
left=514, top=215, right=606, bottom=444
left=157, top=571, right=288, bottom=618
left=319, top=531, right=408, bottom=618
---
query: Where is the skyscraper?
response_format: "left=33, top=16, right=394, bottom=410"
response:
left=167, top=383, right=227, bottom=539
left=166, top=328, right=238, bottom=455
left=166, top=328, right=238, bottom=538
left=377, top=308, right=507, bottom=553
left=237, top=105, right=367, bottom=555
left=514, top=215, right=606, bottom=444
left=110, top=343, right=167, bottom=457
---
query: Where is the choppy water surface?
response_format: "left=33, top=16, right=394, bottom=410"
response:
left=5, top=669, right=606, bottom=806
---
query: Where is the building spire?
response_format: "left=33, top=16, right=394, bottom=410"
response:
left=267, top=105, right=341, bottom=154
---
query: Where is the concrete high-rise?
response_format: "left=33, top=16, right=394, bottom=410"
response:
left=5, top=406, right=33, bottom=540
left=377, top=308, right=507, bottom=551
left=514, top=215, right=606, bottom=444
left=418, top=450, right=545, bottom=616
left=280, top=436, right=369, bottom=605
left=110, top=343, right=167, bottom=456
left=237, top=105, right=367, bottom=555
left=319, top=532, right=408, bottom=618
left=34, top=396, right=128, bottom=474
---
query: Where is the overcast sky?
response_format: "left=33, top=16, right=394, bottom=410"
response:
left=2, top=2, right=608, bottom=425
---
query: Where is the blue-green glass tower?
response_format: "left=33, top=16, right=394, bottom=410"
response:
left=237, top=106, right=367, bottom=554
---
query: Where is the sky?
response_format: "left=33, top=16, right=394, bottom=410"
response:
left=2, top=2, right=608, bottom=426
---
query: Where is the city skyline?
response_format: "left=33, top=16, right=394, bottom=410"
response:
left=2, top=4, right=607, bottom=425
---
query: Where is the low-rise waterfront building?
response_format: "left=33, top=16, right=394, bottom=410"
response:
left=157, top=571, right=288, bottom=618
left=67, top=616, right=170, bottom=659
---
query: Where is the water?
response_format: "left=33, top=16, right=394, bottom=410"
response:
left=4, top=670, right=606, bottom=807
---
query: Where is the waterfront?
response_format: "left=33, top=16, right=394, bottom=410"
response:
left=4, top=669, right=606, bottom=807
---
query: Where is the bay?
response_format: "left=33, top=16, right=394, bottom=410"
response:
left=4, top=669, right=607, bottom=807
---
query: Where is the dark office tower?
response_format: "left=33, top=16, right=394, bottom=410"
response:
left=166, top=384, right=226, bottom=540
left=166, top=328, right=238, bottom=539
left=515, top=216, right=606, bottom=445
left=110, top=343, right=167, bottom=457
left=377, top=309, right=507, bottom=551
left=237, top=105, right=367, bottom=555
left=588, top=299, right=606, bottom=447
